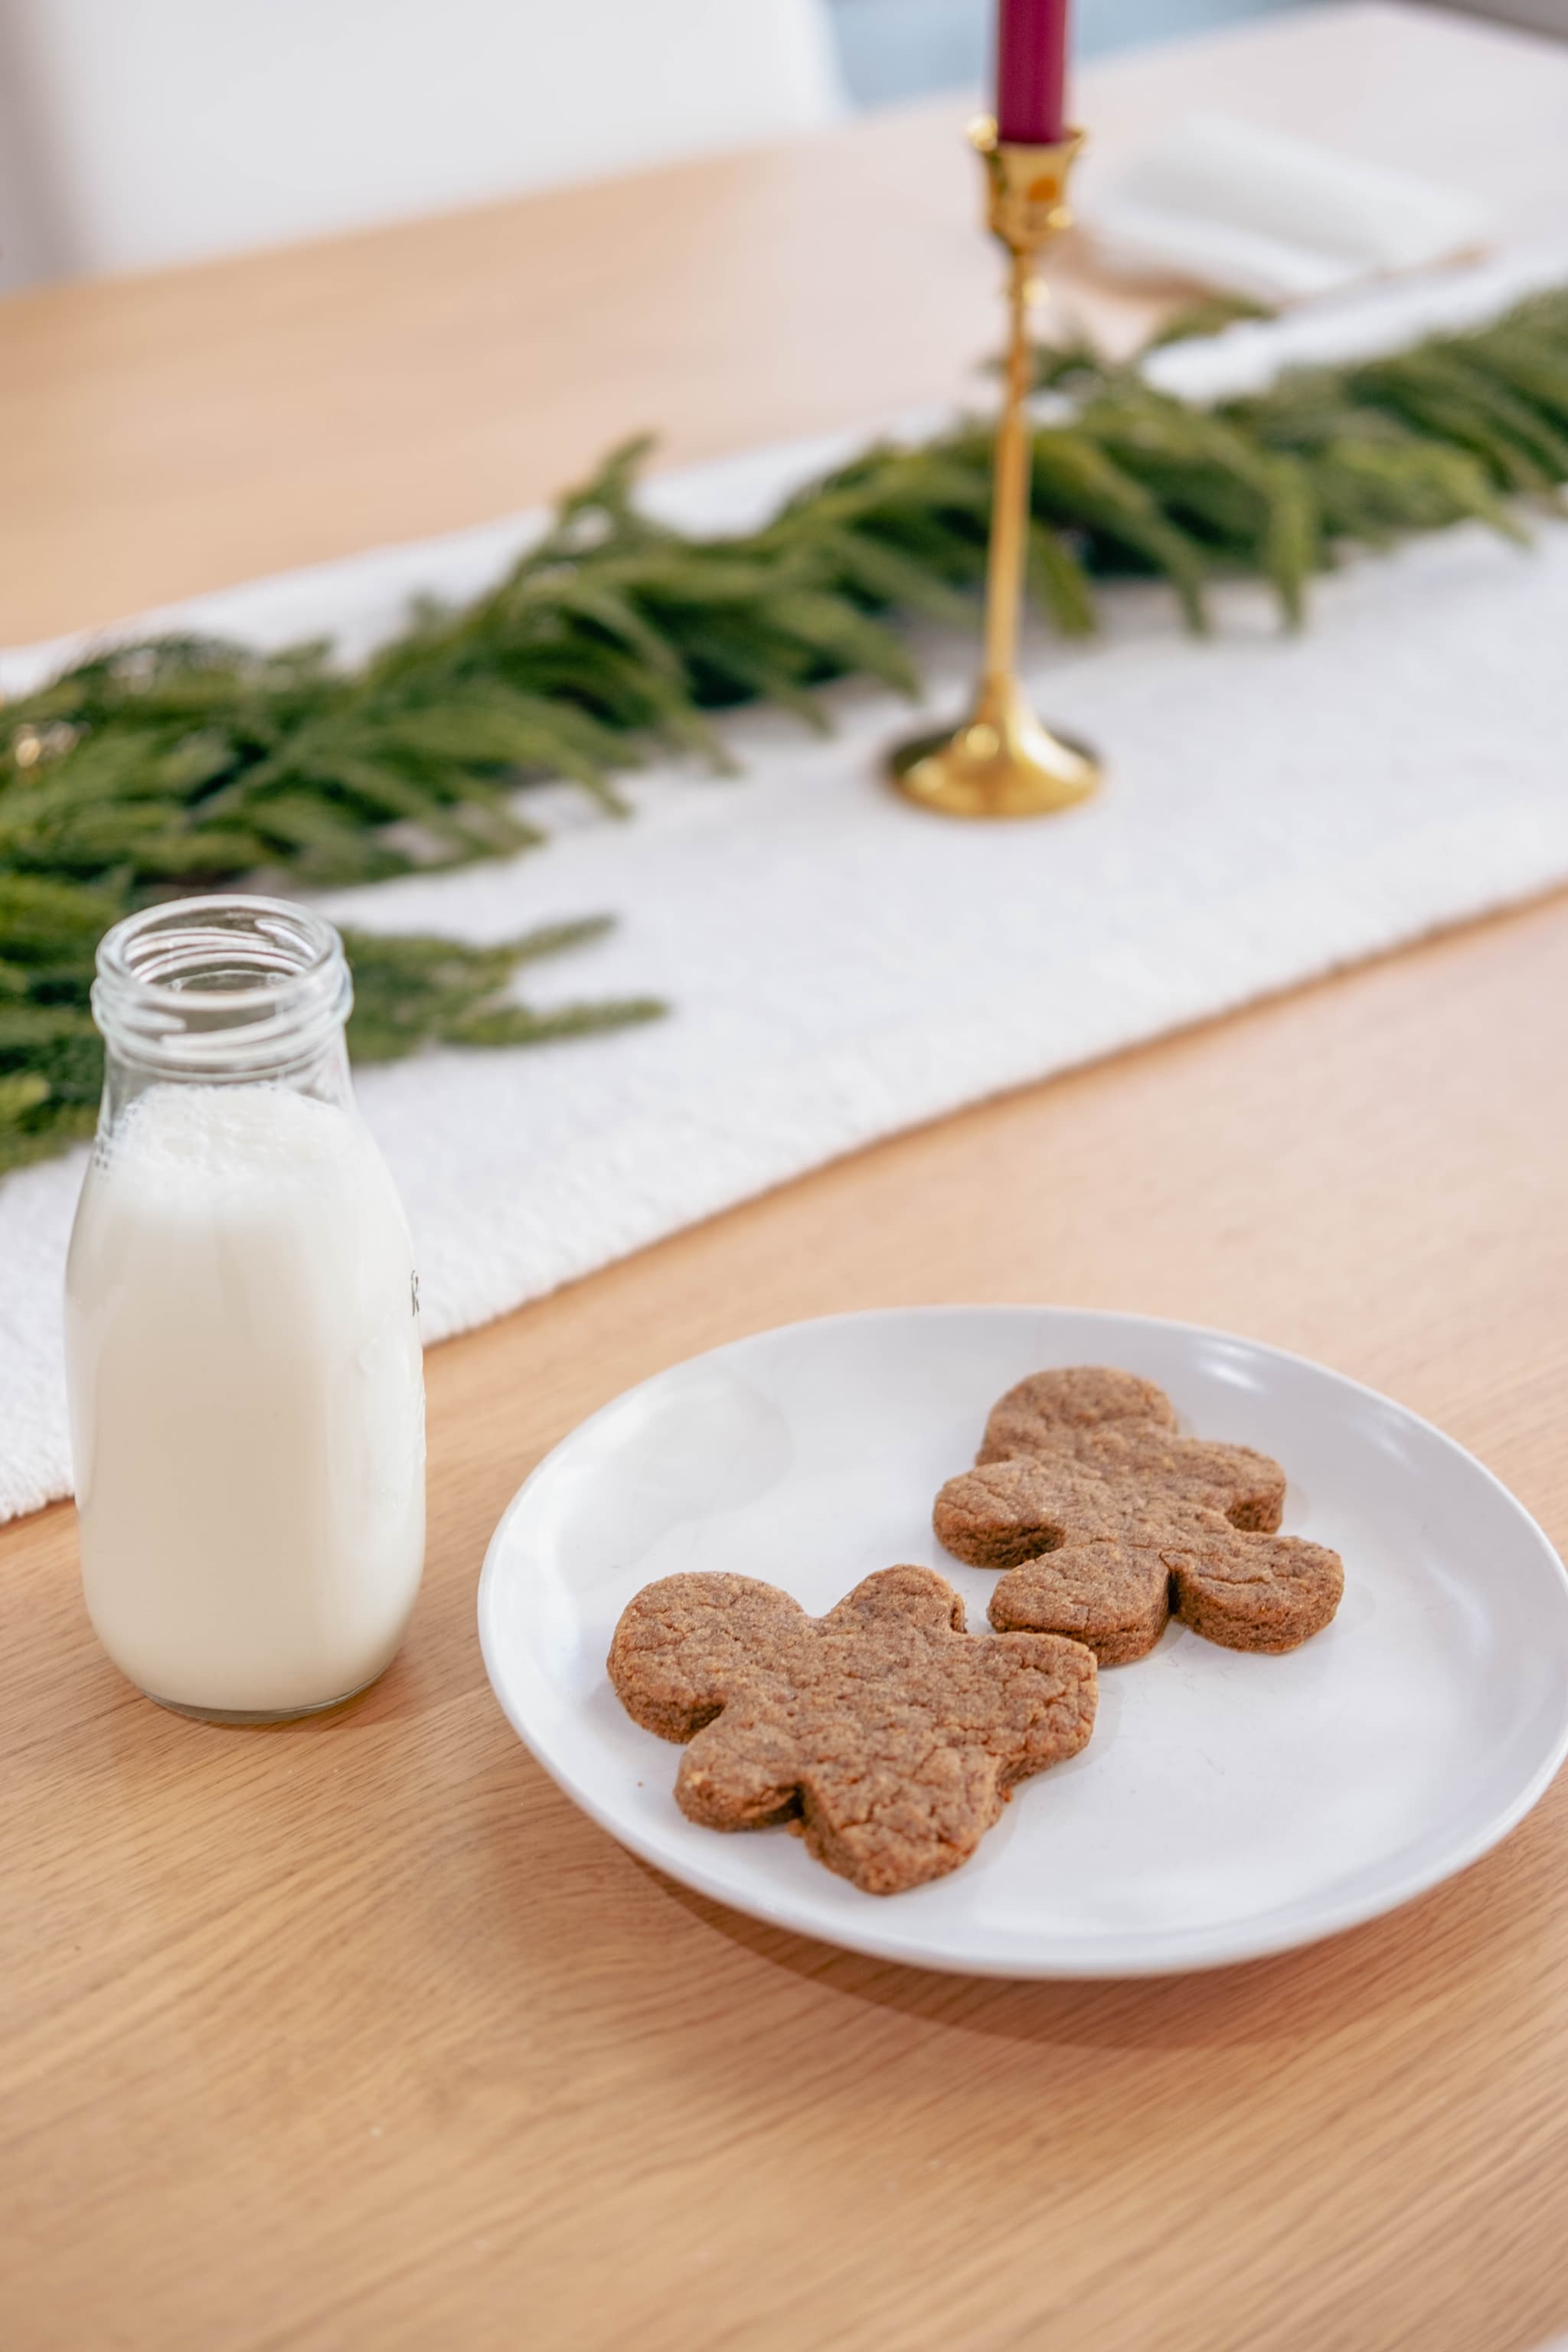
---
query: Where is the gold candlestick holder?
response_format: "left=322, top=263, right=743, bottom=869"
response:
left=890, top=117, right=1101, bottom=819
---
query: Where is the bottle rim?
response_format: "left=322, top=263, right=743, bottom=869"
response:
left=92, top=895, right=354, bottom=1077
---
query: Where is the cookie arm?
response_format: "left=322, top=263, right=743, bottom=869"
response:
left=675, top=1713, right=803, bottom=1832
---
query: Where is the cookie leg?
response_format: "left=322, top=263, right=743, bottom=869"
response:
left=989, top=1540, right=1171, bottom=1666
left=1168, top=1530, right=1344, bottom=1655
left=799, top=1749, right=1004, bottom=1896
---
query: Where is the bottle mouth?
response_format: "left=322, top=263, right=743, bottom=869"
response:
left=93, top=896, right=354, bottom=1076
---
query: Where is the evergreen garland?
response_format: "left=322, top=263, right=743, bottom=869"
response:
left=5, top=288, right=1567, bottom=1173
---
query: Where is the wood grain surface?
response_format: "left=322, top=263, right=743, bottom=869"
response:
left=5, top=8, right=1568, bottom=2349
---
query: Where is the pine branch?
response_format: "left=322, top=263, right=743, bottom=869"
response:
left=341, top=919, right=665, bottom=1061
left=0, top=897, right=662, bottom=1173
left=6, top=287, right=1568, bottom=1174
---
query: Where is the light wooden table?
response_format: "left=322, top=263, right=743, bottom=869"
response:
left=5, top=8, right=1568, bottom=2349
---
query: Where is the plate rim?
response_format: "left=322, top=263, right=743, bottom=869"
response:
left=477, top=1302, right=1568, bottom=1978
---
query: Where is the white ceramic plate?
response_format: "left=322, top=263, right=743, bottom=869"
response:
left=478, top=1306, right=1568, bottom=1977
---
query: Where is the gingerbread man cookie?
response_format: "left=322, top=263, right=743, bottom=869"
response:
left=608, top=1564, right=1096, bottom=1895
left=935, top=1368, right=1342, bottom=1662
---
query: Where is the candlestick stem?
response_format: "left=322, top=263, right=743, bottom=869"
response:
left=890, top=120, right=1100, bottom=820
left=982, top=245, right=1034, bottom=687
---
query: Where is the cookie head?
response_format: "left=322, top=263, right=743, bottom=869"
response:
left=608, top=1565, right=1097, bottom=1895
left=978, top=1366, right=1178, bottom=1465
left=606, top=1570, right=805, bottom=1743
left=934, top=1457, right=1138, bottom=1571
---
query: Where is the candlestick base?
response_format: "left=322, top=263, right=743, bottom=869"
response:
left=888, top=673, right=1100, bottom=819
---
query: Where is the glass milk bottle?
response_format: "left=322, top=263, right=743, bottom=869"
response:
left=64, top=897, right=426, bottom=1722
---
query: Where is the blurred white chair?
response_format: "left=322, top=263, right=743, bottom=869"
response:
left=0, top=0, right=846, bottom=289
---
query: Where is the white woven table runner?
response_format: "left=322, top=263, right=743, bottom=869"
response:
left=5, top=252, right=1568, bottom=1522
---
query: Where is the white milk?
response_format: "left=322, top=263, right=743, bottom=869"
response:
left=65, top=1082, right=425, bottom=1717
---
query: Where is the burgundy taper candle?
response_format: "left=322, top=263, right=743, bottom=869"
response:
left=995, top=0, right=1070, bottom=145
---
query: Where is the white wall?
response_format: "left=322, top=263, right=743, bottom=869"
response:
left=0, top=0, right=844, bottom=292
